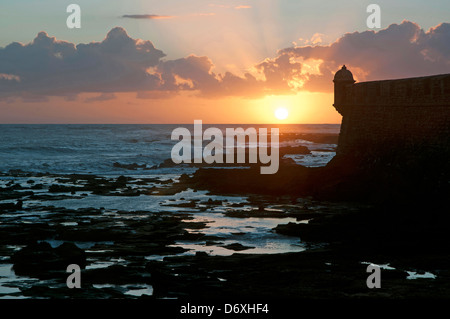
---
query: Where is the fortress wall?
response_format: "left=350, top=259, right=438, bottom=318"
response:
left=343, top=75, right=450, bottom=106
left=336, top=74, right=450, bottom=160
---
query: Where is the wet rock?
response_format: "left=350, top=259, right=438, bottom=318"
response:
left=314, top=147, right=337, bottom=152
left=221, top=243, right=255, bottom=251
left=279, top=145, right=311, bottom=156
left=113, top=162, right=146, bottom=170
left=162, top=200, right=196, bottom=208
left=202, top=198, right=223, bottom=206
left=28, top=193, right=82, bottom=201
left=187, top=164, right=312, bottom=196
left=83, top=265, right=149, bottom=285
left=224, top=208, right=287, bottom=218
left=279, top=133, right=339, bottom=144
left=229, top=202, right=245, bottom=207
left=29, top=183, right=44, bottom=190
left=11, top=241, right=86, bottom=278
left=179, top=174, right=190, bottom=183
left=273, top=222, right=305, bottom=237
left=0, top=202, right=18, bottom=211
left=205, top=240, right=222, bottom=246
left=15, top=200, right=23, bottom=210
left=152, top=158, right=177, bottom=169
left=8, top=169, right=29, bottom=177
left=112, top=189, right=141, bottom=196
left=158, top=179, right=173, bottom=185
left=181, top=221, right=209, bottom=230
left=115, top=175, right=128, bottom=186
left=49, top=184, right=79, bottom=193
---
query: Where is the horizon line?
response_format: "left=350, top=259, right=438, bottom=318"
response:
left=0, top=122, right=341, bottom=125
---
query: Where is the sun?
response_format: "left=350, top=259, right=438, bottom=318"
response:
left=275, top=107, right=289, bottom=120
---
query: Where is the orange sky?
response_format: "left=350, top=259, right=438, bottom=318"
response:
left=0, top=91, right=339, bottom=124
left=1, top=1, right=448, bottom=124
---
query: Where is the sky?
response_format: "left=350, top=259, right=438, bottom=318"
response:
left=0, top=0, right=449, bottom=124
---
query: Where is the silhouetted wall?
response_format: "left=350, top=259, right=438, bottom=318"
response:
left=333, top=68, right=450, bottom=164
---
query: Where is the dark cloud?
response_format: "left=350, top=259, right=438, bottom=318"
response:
left=253, top=54, right=303, bottom=94
left=138, top=20, right=450, bottom=96
left=155, top=55, right=267, bottom=98
left=156, top=55, right=220, bottom=93
left=277, top=21, right=450, bottom=91
left=1, top=21, right=449, bottom=101
left=122, top=14, right=175, bottom=20
left=0, top=27, right=165, bottom=98
left=84, top=93, right=116, bottom=103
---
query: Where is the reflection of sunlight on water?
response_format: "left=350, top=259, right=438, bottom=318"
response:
left=183, top=213, right=299, bottom=236
left=0, top=264, right=19, bottom=295
left=285, top=151, right=335, bottom=167
left=174, top=212, right=305, bottom=256
left=39, top=240, right=114, bottom=249
left=124, top=285, right=153, bottom=297
left=86, top=258, right=126, bottom=270
left=170, top=244, right=237, bottom=256
left=61, top=222, right=78, bottom=226
left=361, top=262, right=437, bottom=280
left=406, top=271, right=436, bottom=280
left=171, top=240, right=304, bottom=256
left=0, top=264, right=37, bottom=298
left=37, top=188, right=248, bottom=213
left=10, top=178, right=307, bottom=282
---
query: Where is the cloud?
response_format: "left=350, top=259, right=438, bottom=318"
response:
left=253, top=54, right=303, bottom=94
left=1, top=21, right=449, bottom=101
left=84, top=93, right=116, bottom=103
left=122, top=14, right=175, bottom=20
left=155, top=54, right=268, bottom=98
left=235, top=5, right=252, bottom=9
left=0, top=73, right=21, bottom=82
left=156, top=55, right=220, bottom=92
left=0, top=27, right=165, bottom=99
left=277, top=21, right=450, bottom=91
left=296, top=33, right=325, bottom=46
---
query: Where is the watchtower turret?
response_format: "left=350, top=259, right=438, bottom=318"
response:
left=333, top=65, right=355, bottom=115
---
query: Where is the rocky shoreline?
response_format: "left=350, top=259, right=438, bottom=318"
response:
left=1, top=139, right=449, bottom=299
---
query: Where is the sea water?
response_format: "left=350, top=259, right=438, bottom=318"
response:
left=0, top=124, right=340, bottom=298
left=0, top=124, right=339, bottom=174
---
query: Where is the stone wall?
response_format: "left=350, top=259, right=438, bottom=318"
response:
left=334, top=72, right=450, bottom=164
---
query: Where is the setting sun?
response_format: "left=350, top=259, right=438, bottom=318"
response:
left=275, top=107, right=289, bottom=120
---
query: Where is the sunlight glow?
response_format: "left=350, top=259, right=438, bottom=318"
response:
left=275, top=107, right=289, bottom=120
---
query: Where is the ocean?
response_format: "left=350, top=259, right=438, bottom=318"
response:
left=0, top=124, right=341, bottom=298
left=0, top=124, right=340, bottom=175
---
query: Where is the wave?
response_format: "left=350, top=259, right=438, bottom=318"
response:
left=0, top=145, right=83, bottom=154
left=0, top=124, right=339, bottom=175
